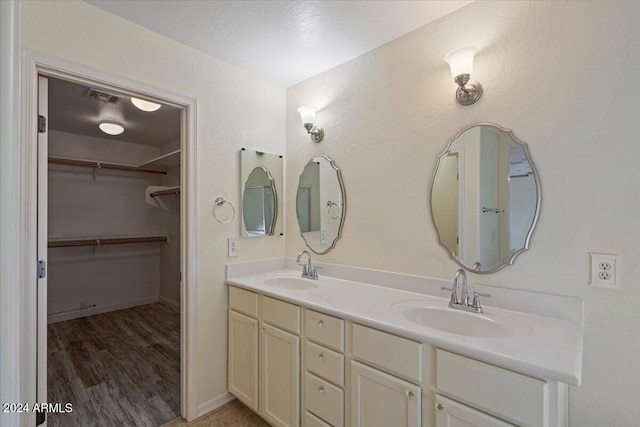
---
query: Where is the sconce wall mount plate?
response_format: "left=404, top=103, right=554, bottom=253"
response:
left=303, top=123, right=324, bottom=143
left=454, top=74, right=483, bottom=106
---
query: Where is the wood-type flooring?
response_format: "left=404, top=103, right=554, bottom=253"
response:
left=47, top=303, right=180, bottom=427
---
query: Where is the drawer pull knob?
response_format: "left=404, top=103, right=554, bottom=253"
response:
left=318, top=353, right=325, bottom=360
left=437, top=402, right=444, bottom=411
left=406, top=390, right=416, bottom=399
left=318, top=319, right=325, bottom=327
left=249, top=324, right=254, bottom=329
left=318, top=385, right=325, bottom=393
left=260, top=328, right=265, bottom=333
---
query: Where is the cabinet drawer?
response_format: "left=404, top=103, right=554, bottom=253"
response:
left=305, top=340, right=344, bottom=387
left=305, top=372, right=344, bottom=427
left=262, top=296, right=300, bottom=334
left=352, top=324, right=422, bottom=382
left=229, top=286, right=258, bottom=318
left=304, top=309, right=344, bottom=352
left=437, top=350, right=547, bottom=427
left=306, top=412, right=332, bottom=427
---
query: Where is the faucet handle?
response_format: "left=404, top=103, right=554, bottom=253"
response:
left=472, top=291, right=491, bottom=312
left=311, top=266, right=322, bottom=279
left=441, top=286, right=459, bottom=305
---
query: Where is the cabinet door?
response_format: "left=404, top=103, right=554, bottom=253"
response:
left=435, top=394, right=515, bottom=427
left=350, top=361, right=421, bottom=427
left=260, top=322, right=300, bottom=427
left=228, top=310, right=258, bottom=411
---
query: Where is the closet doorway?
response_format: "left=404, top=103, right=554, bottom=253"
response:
left=28, top=55, right=197, bottom=426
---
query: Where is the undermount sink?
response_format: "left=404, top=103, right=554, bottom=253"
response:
left=264, top=277, right=318, bottom=290
left=394, top=301, right=531, bottom=339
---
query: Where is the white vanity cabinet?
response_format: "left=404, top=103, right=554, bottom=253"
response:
left=303, top=309, right=346, bottom=427
left=228, top=284, right=569, bottom=427
left=435, top=394, right=514, bottom=427
left=351, top=361, right=421, bottom=427
left=435, top=350, right=567, bottom=427
left=228, top=286, right=300, bottom=427
left=350, top=323, right=422, bottom=427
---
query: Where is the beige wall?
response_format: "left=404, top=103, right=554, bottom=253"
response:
left=21, top=0, right=286, bottom=411
left=286, top=1, right=640, bottom=425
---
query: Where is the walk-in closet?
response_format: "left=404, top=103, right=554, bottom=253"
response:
left=44, top=76, right=182, bottom=426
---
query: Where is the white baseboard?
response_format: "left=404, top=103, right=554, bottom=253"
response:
left=47, top=296, right=160, bottom=324
left=159, top=296, right=180, bottom=311
left=197, top=392, right=235, bottom=419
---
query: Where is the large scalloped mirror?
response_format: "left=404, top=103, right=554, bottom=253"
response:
left=431, top=123, right=541, bottom=273
left=296, top=155, right=346, bottom=254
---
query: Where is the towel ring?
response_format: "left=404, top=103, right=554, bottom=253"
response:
left=327, top=200, right=341, bottom=220
left=213, top=197, right=236, bottom=224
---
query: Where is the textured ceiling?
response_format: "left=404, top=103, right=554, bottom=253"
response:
left=85, top=0, right=472, bottom=87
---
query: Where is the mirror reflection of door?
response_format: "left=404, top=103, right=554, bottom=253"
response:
left=297, top=187, right=311, bottom=233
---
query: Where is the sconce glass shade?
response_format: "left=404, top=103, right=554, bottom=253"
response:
left=98, top=121, right=124, bottom=136
left=297, top=105, right=324, bottom=143
left=444, top=47, right=482, bottom=106
left=297, top=105, right=317, bottom=125
left=444, top=47, right=476, bottom=81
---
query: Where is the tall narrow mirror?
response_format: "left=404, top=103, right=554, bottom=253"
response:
left=296, top=155, right=346, bottom=254
left=241, top=148, right=283, bottom=237
left=431, top=123, right=540, bottom=273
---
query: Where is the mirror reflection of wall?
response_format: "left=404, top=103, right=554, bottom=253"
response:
left=431, top=124, right=540, bottom=273
left=240, top=149, right=283, bottom=238
left=296, top=155, right=346, bottom=254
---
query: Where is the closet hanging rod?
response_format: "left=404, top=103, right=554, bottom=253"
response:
left=48, top=157, right=167, bottom=175
left=48, top=235, right=168, bottom=248
left=150, top=187, right=181, bottom=198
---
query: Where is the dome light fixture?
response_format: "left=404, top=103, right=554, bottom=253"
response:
left=98, top=121, right=125, bottom=136
left=131, top=97, right=162, bottom=112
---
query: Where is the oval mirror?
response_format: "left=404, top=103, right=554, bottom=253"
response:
left=241, top=148, right=283, bottom=237
left=296, top=155, right=346, bottom=254
left=431, top=123, right=540, bottom=273
left=242, top=165, right=277, bottom=237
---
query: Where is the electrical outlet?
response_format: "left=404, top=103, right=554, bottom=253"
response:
left=228, top=237, right=239, bottom=257
left=590, top=253, right=618, bottom=288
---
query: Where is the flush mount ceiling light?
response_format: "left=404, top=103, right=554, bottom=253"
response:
left=131, top=97, right=162, bottom=112
left=444, top=47, right=483, bottom=106
left=98, top=121, right=125, bottom=136
left=297, top=105, right=324, bottom=143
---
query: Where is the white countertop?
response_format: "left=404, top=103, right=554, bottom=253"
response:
left=226, top=268, right=583, bottom=386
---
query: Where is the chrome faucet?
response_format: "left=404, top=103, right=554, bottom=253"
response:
left=441, top=269, right=491, bottom=313
left=456, top=269, right=470, bottom=306
left=296, top=250, right=320, bottom=279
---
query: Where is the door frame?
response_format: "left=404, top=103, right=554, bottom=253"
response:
left=21, top=50, right=199, bottom=423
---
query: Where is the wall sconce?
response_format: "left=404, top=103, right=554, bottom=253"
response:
left=297, top=105, right=324, bottom=143
left=444, top=47, right=482, bottom=106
